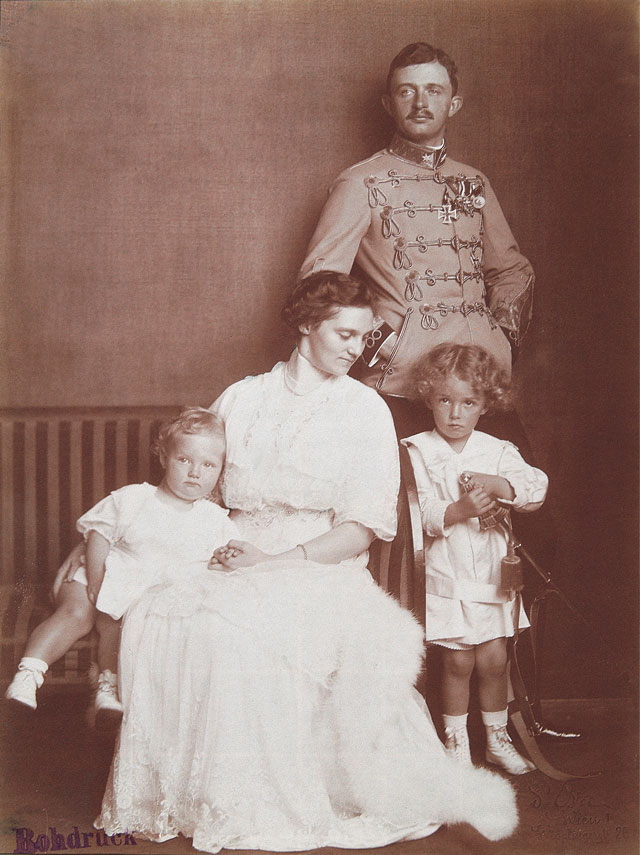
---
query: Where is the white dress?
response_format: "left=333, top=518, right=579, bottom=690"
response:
left=96, top=359, right=519, bottom=851
left=403, top=429, right=548, bottom=647
left=76, top=483, right=237, bottom=619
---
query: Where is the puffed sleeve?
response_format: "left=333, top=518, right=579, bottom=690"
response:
left=299, top=169, right=372, bottom=279
left=332, top=389, right=400, bottom=541
left=209, top=380, right=240, bottom=423
left=76, top=484, right=150, bottom=543
left=498, top=442, right=548, bottom=511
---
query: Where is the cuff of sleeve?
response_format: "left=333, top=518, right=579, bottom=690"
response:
left=421, top=498, right=453, bottom=538
left=506, top=475, right=547, bottom=510
left=332, top=512, right=397, bottom=543
left=76, top=523, right=116, bottom=544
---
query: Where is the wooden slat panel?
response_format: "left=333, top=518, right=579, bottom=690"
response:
left=46, top=421, right=60, bottom=570
left=92, top=419, right=105, bottom=506
left=68, top=421, right=83, bottom=536
left=23, top=421, right=37, bottom=581
left=0, top=406, right=181, bottom=686
left=138, top=419, right=152, bottom=483
left=0, top=423, right=14, bottom=585
left=114, top=419, right=128, bottom=489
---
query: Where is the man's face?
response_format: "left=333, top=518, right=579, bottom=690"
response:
left=382, top=61, right=462, bottom=147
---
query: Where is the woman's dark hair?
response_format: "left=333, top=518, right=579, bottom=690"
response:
left=416, top=343, right=511, bottom=412
left=281, top=271, right=374, bottom=330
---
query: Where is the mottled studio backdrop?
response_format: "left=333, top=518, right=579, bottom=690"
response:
left=0, top=0, right=638, bottom=697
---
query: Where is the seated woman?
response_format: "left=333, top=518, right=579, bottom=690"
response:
left=94, top=272, right=518, bottom=852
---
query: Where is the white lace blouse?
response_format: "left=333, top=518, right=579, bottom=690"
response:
left=210, top=357, right=400, bottom=541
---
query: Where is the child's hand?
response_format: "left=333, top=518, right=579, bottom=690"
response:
left=210, top=540, right=269, bottom=571
left=86, top=578, right=103, bottom=606
left=464, top=472, right=515, bottom=502
left=50, top=543, right=86, bottom=603
left=446, top=487, right=496, bottom=525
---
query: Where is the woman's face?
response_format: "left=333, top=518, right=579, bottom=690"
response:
left=298, top=305, right=374, bottom=376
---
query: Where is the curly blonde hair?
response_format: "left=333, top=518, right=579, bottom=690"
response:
left=416, top=343, right=511, bottom=412
left=152, top=407, right=225, bottom=458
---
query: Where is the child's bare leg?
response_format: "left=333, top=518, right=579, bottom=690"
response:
left=440, top=647, right=475, bottom=764
left=476, top=637, right=535, bottom=774
left=6, top=581, right=95, bottom=709
left=441, top=648, right=475, bottom=715
left=24, top=580, right=96, bottom=665
left=96, top=613, right=121, bottom=674
left=474, top=637, right=508, bottom=711
left=89, top=613, right=123, bottom=729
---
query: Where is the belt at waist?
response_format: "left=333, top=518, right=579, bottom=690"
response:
left=426, top=573, right=514, bottom=604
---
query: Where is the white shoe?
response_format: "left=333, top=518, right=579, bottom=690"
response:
left=444, top=726, right=473, bottom=765
left=485, top=725, right=535, bottom=775
left=92, top=669, right=123, bottom=730
left=5, top=668, right=43, bottom=710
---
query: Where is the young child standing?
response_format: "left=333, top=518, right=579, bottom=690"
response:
left=403, top=343, right=548, bottom=775
left=5, top=407, right=236, bottom=723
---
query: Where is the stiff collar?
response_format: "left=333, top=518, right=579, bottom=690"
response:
left=387, top=134, right=447, bottom=169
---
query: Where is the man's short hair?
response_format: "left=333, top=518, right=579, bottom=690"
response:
left=386, top=43, right=459, bottom=95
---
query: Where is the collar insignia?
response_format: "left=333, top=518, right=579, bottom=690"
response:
left=388, top=134, right=447, bottom=169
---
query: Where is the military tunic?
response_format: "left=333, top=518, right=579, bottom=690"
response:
left=300, top=135, right=534, bottom=398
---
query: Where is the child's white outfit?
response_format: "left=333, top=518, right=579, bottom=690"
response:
left=75, top=482, right=237, bottom=620
left=403, top=429, right=547, bottom=775
left=402, top=430, right=548, bottom=648
left=5, top=483, right=235, bottom=714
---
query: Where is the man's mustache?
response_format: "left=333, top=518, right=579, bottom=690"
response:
left=409, top=110, right=434, bottom=120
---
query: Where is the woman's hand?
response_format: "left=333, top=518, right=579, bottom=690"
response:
left=50, top=543, right=86, bottom=603
left=209, top=540, right=270, bottom=571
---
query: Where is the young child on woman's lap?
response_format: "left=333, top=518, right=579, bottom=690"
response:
left=403, top=343, right=548, bottom=775
left=6, top=407, right=235, bottom=723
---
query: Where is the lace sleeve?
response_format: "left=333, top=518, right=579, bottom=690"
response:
left=332, top=393, right=400, bottom=541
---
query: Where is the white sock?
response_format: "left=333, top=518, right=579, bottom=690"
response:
left=481, top=708, right=508, bottom=729
left=443, top=712, right=468, bottom=732
left=18, top=656, right=48, bottom=675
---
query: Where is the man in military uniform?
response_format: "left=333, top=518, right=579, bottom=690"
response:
left=300, top=47, right=564, bottom=729
left=300, top=42, right=534, bottom=438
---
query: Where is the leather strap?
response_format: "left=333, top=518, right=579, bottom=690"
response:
left=508, top=594, right=598, bottom=780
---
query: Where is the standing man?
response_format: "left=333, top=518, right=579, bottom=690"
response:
left=300, top=46, right=562, bottom=733
left=300, top=42, right=534, bottom=439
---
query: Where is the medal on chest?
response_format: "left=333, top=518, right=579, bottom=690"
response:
left=441, top=174, right=487, bottom=217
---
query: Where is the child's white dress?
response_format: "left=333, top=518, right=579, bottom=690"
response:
left=402, top=429, right=548, bottom=648
left=76, top=483, right=236, bottom=619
